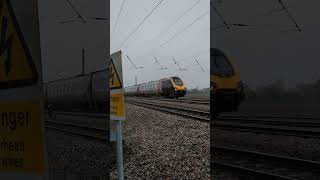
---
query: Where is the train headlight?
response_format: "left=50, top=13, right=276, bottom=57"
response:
left=175, top=86, right=184, bottom=91
left=210, top=82, right=217, bottom=92
left=237, top=81, right=244, bottom=91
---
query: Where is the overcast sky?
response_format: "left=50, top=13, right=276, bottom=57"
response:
left=39, top=0, right=107, bottom=82
left=212, top=0, right=320, bottom=88
left=34, top=0, right=320, bottom=89
left=111, top=0, right=210, bottom=89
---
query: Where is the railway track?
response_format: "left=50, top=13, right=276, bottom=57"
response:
left=44, top=111, right=108, bottom=141
left=125, top=99, right=210, bottom=122
left=126, top=97, right=210, bottom=105
left=220, top=114, right=320, bottom=121
left=45, top=109, right=320, bottom=138
left=213, top=145, right=320, bottom=179
left=125, top=100, right=320, bottom=138
left=218, top=115, right=320, bottom=127
left=214, top=116, right=320, bottom=138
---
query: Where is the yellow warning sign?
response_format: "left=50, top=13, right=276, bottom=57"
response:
left=110, top=59, right=122, bottom=90
left=0, top=0, right=38, bottom=89
left=0, top=101, right=45, bottom=174
left=110, top=92, right=125, bottom=118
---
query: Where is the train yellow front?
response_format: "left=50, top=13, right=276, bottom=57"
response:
left=211, top=48, right=245, bottom=116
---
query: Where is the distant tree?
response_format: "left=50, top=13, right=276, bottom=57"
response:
left=245, top=79, right=320, bottom=104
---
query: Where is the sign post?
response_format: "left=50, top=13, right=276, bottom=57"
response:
left=0, top=0, right=47, bottom=179
left=110, top=51, right=125, bottom=180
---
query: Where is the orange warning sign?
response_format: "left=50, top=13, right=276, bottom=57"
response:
left=110, top=59, right=122, bottom=90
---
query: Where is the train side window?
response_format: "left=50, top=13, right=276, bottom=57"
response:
left=168, top=80, right=173, bottom=88
left=164, top=80, right=172, bottom=88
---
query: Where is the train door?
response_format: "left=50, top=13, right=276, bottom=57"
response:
left=161, top=79, right=173, bottom=97
left=157, top=81, right=161, bottom=96
left=161, top=80, right=166, bottom=96
left=137, top=85, right=140, bottom=96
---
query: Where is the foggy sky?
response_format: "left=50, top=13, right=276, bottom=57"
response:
left=39, top=0, right=107, bottom=82
left=111, top=0, right=210, bottom=89
left=212, top=0, right=320, bottom=88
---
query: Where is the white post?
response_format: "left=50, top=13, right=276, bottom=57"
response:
left=116, top=120, right=124, bottom=180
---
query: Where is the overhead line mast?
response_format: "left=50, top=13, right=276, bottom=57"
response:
left=154, top=57, right=168, bottom=70
left=276, top=0, right=302, bottom=32
left=59, top=0, right=108, bottom=24
left=195, top=57, right=205, bottom=72
left=126, top=54, right=143, bottom=69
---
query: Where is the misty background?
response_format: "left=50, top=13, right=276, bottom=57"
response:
left=212, top=0, right=320, bottom=89
left=38, top=0, right=107, bottom=82
left=111, top=0, right=210, bottom=89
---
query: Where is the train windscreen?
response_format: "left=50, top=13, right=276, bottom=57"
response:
left=172, top=77, right=184, bottom=86
left=211, top=49, right=234, bottom=76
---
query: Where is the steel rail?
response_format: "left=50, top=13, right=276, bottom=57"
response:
left=217, top=116, right=320, bottom=128
left=45, top=110, right=108, bottom=118
left=212, top=145, right=320, bottom=179
left=45, top=120, right=108, bottom=141
left=126, top=97, right=210, bottom=105
left=220, top=114, right=320, bottom=121
left=125, top=99, right=210, bottom=122
left=212, top=121, right=320, bottom=138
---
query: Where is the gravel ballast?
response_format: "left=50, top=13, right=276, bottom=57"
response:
left=212, top=128, right=320, bottom=161
left=212, top=102, right=320, bottom=178
left=110, top=103, right=210, bottom=179
left=45, top=130, right=113, bottom=180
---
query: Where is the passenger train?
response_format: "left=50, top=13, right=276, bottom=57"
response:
left=125, top=76, right=187, bottom=99
left=43, top=69, right=109, bottom=113
left=211, top=48, right=245, bottom=117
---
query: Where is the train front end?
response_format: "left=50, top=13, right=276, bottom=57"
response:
left=171, top=77, right=186, bottom=98
left=211, top=48, right=245, bottom=116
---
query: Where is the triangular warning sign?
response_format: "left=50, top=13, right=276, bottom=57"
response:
left=110, top=58, right=122, bottom=90
left=0, top=0, right=38, bottom=89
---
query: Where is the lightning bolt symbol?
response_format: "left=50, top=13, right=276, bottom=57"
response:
left=0, top=16, right=13, bottom=77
